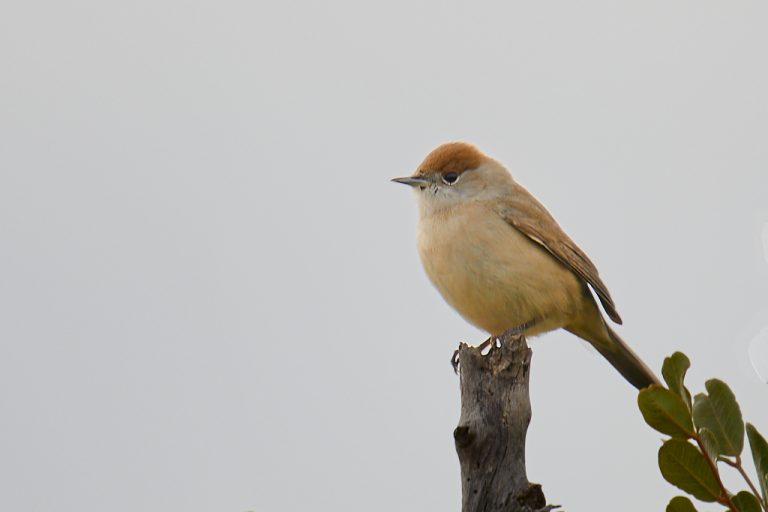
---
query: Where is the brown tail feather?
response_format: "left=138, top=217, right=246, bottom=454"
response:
left=591, top=325, right=660, bottom=390
left=565, top=314, right=660, bottom=390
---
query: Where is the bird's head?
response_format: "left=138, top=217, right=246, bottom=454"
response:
left=392, top=142, right=513, bottom=213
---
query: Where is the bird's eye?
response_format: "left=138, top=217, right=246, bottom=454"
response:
left=442, top=172, right=460, bottom=185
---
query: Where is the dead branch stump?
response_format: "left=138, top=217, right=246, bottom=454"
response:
left=454, top=335, right=550, bottom=512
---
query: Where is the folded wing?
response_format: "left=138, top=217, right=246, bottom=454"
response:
left=494, top=182, right=623, bottom=324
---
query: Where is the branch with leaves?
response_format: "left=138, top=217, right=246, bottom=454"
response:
left=637, top=352, right=768, bottom=512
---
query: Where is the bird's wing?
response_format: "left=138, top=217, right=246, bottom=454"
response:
left=495, top=182, right=623, bottom=324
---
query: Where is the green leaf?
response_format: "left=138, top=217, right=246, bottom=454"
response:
left=692, top=380, right=744, bottom=456
left=746, top=422, right=768, bottom=503
left=732, top=491, right=762, bottom=512
left=663, top=352, right=693, bottom=411
left=666, top=496, right=698, bottom=512
left=639, top=385, right=695, bottom=439
left=699, top=428, right=720, bottom=463
left=658, top=439, right=721, bottom=502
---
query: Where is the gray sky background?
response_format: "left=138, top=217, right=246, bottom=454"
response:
left=2, top=1, right=768, bottom=511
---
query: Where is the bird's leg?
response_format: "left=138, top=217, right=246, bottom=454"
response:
left=496, top=318, right=537, bottom=345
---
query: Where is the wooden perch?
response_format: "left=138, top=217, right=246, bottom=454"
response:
left=454, top=335, right=554, bottom=512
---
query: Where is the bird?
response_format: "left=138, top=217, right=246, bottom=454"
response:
left=392, top=141, right=659, bottom=390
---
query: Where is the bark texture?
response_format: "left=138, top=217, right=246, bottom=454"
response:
left=454, top=335, right=551, bottom=512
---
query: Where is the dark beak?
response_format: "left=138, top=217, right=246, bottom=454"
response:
left=391, top=176, right=431, bottom=187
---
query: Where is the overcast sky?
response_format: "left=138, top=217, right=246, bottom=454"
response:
left=2, top=1, right=767, bottom=511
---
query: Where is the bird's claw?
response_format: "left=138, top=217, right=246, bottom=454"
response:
left=451, top=349, right=460, bottom=374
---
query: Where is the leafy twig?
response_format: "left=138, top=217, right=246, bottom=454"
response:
left=693, top=433, right=736, bottom=510
left=719, top=456, right=768, bottom=512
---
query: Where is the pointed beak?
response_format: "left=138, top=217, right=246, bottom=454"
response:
left=391, top=176, right=431, bottom=187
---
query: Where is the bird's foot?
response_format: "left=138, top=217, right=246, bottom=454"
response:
left=477, top=335, right=494, bottom=355
left=451, top=336, right=494, bottom=374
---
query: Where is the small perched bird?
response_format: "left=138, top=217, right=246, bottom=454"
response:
left=393, top=142, right=659, bottom=389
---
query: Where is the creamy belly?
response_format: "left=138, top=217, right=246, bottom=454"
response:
left=416, top=201, right=585, bottom=336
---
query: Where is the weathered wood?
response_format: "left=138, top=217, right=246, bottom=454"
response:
left=454, top=335, right=551, bottom=512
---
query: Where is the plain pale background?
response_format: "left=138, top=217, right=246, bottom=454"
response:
left=1, top=1, right=767, bottom=511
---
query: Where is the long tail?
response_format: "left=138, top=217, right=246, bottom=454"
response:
left=565, top=315, right=660, bottom=390
left=592, top=325, right=660, bottom=390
